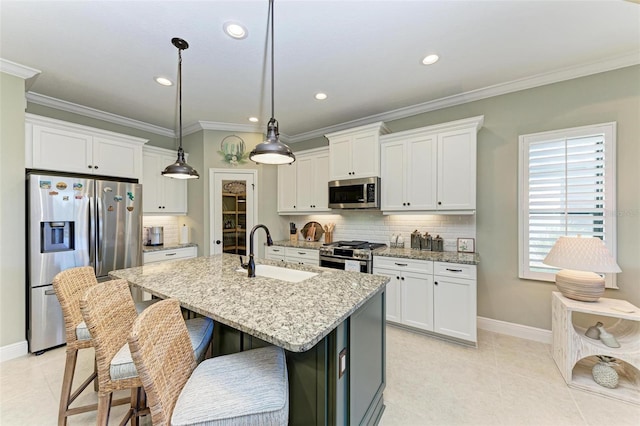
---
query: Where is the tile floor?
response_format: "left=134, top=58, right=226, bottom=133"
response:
left=1, top=326, right=638, bottom=425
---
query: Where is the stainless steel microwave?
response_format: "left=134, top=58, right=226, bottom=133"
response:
left=328, top=177, right=380, bottom=209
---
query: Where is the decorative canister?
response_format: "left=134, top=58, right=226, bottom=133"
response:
left=433, top=235, right=444, bottom=252
left=411, top=230, right=421, bottom=249
left=592, top=356, right=619, bottom=389
left=421, top=232, right=432, bottom=251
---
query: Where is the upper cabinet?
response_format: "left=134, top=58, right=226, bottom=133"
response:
left=380, top=116, right=483, bottom=214
left=25, top=114, right=147, bottom=180
left=277, top=147, right=330, bottom=215
left=142, top=146, right=188, bottom=215
left=325, top=122, right=390, bottom=180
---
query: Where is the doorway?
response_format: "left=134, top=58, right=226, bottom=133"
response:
left=210, top=169, right=257, bottom=255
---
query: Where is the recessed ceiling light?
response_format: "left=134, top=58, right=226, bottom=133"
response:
left=248, top=117, right=259, bottom=123
left=224, top=22, right=248, bottom=40
left=314, top=93, right=328, bottom=100
left=422, top=54, right=439, bottom=65
left=154, top=76, right=173, bottom=86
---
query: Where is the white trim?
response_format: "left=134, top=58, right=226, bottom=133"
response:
left=26, top=92, right=175, bottom=137
left=22, top=51, right=639, bottom=142
left=0, top=341, right=29, bottom=363
left=477, top=316, right=551, bottom=344
left=0, top=58, right=41, bottom=79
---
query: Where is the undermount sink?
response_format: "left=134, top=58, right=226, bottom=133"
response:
left=236, top=264, right=318, bottom=283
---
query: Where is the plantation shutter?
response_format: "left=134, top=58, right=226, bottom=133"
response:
left=519, top=123, right=616, bottom=286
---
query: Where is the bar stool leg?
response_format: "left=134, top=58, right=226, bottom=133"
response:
left=58, top=349, right=78, bottom=426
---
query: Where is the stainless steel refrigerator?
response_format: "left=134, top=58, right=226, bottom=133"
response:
left=27, top=173, right=142, bottom=353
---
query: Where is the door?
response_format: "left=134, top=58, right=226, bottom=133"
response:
left=402, top=271, right=434, bottom=331
left=95, top=180, right=142, bottom=278
left=211, top=170, right=256, bottom=255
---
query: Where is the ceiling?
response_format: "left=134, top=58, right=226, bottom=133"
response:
left=1, top=1, right=639, bottom=142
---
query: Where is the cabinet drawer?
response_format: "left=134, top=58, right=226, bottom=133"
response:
left=373, top=256, right=433, bottom=274
left=434, top=262, right=476, bottom=280
left=143, top=247, right=197, bottom=264
left=265, top=246, right=286, bottom=261
left=284, top=247, right=319, bottom=260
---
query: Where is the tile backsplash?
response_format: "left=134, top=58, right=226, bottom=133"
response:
left=142, top=216, right=184, bottom=245
left=284, top=211, right=476, bottom=252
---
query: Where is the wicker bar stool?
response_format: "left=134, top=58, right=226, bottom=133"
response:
left=53, top=266, right=158, bottom=425
left=128, top=299, right=289, bottom=425
left=81, top=280, right=214, bottom=426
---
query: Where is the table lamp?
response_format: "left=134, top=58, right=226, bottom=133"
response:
left=543, top=236, right=621, bottom=302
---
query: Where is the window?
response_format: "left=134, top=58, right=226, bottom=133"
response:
left=518, top=122, right=617, bottom=288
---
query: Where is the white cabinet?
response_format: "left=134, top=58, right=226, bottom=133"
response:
left=265, top=246, right=286, bottom=262
left=25, top=114, right=146, bottom=180
left=326, top=122, right=390, bottom=180
left=277, top=148, right=330, bottom=214
left=380, top=116, right=483, bottom=214
left=277, top=163, right=297, bottom=213
left=296, top=149, right=330, bottom=211
left=373, top=256, right=477, bottom=345
left=142, top=146, right=188, bottom=214
left=143, top=246, right=197, bottom=264
left=433, top=262, right=477, bottom=342
left=380, top=134, right=437, bottom=211
left=284, top=247, right=320, bottom=266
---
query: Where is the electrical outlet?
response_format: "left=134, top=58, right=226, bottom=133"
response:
left=339, top=348, right=347, bottom=378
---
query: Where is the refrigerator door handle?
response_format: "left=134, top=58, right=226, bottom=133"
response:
left=97, top=196, right=103, bottom=263
left=89, top=196, right=95, bottom=266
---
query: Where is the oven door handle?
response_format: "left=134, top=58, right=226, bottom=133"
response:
left=320, top=256, right=367, bottom=266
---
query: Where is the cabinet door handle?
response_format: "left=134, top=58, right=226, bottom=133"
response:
left=394, top=262, right=407, bottom=266
left=165, top=253, right=177, bottom=256
left=446, top=268, right=463, bottom=272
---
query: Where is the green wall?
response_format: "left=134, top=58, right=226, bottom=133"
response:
left=0, top=72, right=27, bottom=347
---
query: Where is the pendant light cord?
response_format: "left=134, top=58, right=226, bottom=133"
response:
left=178, top=46, right=183, bottom=151
left=270, top=0, right=275, bottom=122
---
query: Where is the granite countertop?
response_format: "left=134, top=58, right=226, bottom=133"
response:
left=110, top=253, right=389, bottom=352
left=375, top=247, right=480, bottom=265
left=271, top=240, right=324, bottom=249
left=142, top=243, right=198, bottom=253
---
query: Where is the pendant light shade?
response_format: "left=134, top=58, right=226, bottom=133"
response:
left=162, top=37, right=199, bottom=179
left=250, top=0, right=295, bottom=165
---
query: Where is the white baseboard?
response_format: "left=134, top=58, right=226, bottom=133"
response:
left=477, top=316, right=552, bottom=344
left=0, top=340, right=28, bottom=363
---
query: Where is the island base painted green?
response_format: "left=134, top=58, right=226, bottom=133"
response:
left=212, top=291, right=386, bottom=425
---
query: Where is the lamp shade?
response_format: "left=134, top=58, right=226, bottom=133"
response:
left=543, top=236, right=621, bottom=273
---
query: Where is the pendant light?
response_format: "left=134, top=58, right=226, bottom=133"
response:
left=249, top=0, right=295, bottom=165
left=162, top=37, right=200, bottom=179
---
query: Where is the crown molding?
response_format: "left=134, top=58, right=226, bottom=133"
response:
left=0, top=58, right=41, bottom=79
left=286, top=51, right=640, bottom=143
left=21, top=51, right=639, bottom=143
left=186, top=120, right=263, bottom=135
left=26, top=92, right=176, bottom=137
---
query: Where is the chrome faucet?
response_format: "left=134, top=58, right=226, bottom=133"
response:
left=240, top=224, right=274, bottom=277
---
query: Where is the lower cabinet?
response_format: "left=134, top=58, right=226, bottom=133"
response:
left=373, top=256, right=477, bottom=344
left=265, top=246, right=319, bottom=266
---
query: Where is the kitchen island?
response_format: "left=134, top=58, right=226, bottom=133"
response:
left=110, top=253, right=389, bottom=425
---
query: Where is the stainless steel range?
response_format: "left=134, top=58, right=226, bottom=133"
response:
left=319, top=240, right=387, bottom=273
